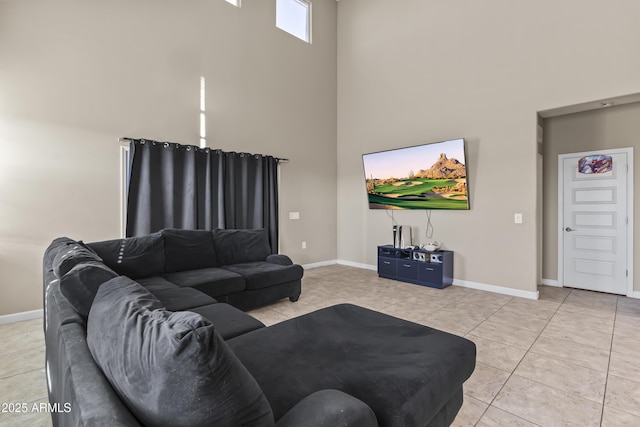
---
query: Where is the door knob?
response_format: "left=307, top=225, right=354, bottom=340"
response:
left=565, top=227, right=575, bottom=232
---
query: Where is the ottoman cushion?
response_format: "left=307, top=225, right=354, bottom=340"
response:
left=228, top=304, right=476, bottom=427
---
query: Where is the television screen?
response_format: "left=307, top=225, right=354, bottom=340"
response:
left=362, top=138, right=469, bottom=210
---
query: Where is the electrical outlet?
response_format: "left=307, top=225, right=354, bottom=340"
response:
left=289, top=212, right=300, bottom=220
left=514, top=213, right=523, bottom=224
left=302, top=241, right=307, bottom=249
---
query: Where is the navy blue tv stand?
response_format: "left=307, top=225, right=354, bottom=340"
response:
left=377, top=245, right=453, bottom=289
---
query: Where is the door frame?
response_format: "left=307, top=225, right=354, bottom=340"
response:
left=557, top=147, right=634, bottom=297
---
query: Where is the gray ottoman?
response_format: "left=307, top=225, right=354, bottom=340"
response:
left=229, top=304, right=476, bottom=427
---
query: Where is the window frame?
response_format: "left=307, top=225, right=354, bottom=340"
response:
left=276, top=0, right=312, bottom=44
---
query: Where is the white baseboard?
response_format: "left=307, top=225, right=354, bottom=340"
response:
left=302, top=260, right=338, bottom=269
left=302, top=259, right=377, bottom=271
left=541, top=278, right=560, bottom=287
left=453, top=279, right=540, bottom=299
left=337, top=260, right=377, bottom=271
left=0, top=309, right=43, bottom=325
left=303, top=260, right=540, bottom=300
left=453, top=279, right=540, bottom=300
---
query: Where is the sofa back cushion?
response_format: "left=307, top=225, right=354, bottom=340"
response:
left=59, top=261, right=119, bottom=317
left=88, top=232, right=165, bottom=278
left=213, top=228, right=272, bottom=266
left=87, top=276, right=275, bottom=427
left=162, top=228, right=217, bottom=272
left=52, top=239, right=103, bottom=278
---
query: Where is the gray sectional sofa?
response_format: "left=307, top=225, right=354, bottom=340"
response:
left=43, top=229, right=476, bottom=427
left=63, top=227, right=303, bottom=312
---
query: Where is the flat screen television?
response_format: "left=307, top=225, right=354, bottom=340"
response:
left=362, top=138, right=469, bottom=210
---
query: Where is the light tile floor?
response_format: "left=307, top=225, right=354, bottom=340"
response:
left=2, top=264, right=640, bottom=426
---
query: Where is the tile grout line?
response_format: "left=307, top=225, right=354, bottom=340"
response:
left=0, top=366, right=46, bottom=381
left=471, top=287, right=571, bottom=426
left=598, top=295, right=618, bottom=426
left=467, top=295, right=537, bottom=425
left=467, top=298, right=513, bottom=426
left=598, top=298, right=640, bottom=423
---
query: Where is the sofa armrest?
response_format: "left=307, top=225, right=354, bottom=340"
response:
left=275, top=389, right=377, bottom=427
left=266, top=254, right=294, bottom=266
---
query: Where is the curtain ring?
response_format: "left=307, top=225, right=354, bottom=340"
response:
left=164, top=142, right=170, bottom=148
left=186, top=146, right=192, bottom=151
left=140, top=140, right=146, bottom=145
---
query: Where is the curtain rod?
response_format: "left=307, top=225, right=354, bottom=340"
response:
left=119, top=137, right=289, bottom=163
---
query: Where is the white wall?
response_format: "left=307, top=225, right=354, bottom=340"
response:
left=0, top=0, right=337, bottom=316
left=336, top=0, right=640, bottom=294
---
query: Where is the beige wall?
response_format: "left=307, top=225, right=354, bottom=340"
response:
left=4, top=0, right=640, bottom=317
left=542, top=102, right=640, bottom=292
left=336, top=0, right=640, bottom=293
left=0, top=0, right=337, bottom=316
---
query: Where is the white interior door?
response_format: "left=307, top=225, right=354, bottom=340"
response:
left=560, top=150, right=629, bottom=295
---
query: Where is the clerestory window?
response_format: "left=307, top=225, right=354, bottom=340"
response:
left=276, top=0, right=311, bottom=43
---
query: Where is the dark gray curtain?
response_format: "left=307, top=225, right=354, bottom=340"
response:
left=126, top=139, right=279, bottom=252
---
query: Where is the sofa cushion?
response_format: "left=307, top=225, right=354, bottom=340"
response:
left=222, top=262, right=304, bottom=290
left=87, top=276, right=275, bottom=427
left=136, top=276, right=179, bottom=293
left=59, top=261, right=119, bottom=317
left=151, top=287, right=217, bottom=311
left=189, top=303, right=265, bottom=340
left=88, top=233, right=164, bottom=278
left=162, top=268, right=246, bottom=298
left=213, top=228, right=272, bottom=265
left=162, top=228, right=217, bottom=272
left=52, top=241, right=103, bottom=278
